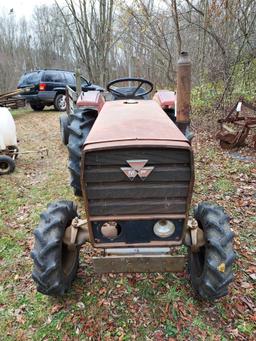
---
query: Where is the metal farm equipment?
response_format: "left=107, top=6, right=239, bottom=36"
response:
left=0, top=90, right=47, bottom=175
left=31, top=53, right=235, bottom=301
left=216, top=98, right=256, bottom=149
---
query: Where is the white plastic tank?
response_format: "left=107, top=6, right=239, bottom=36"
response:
left=0, top=107, right=17, bottom=150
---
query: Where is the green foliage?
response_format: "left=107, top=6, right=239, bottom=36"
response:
left=191, top=82, right=223, bottom=109
left=232, top=59, right=256, bottom=100
left=213, top=179, right=236, bottom=194
left=236, top=321, right=256, bottom=335
left=192, top=57, right=256, bottom=113
left=164, top=320, right=178, bottom=337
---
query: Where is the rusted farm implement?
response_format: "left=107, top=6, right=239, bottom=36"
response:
left=216, top=98, right=256, bottom=149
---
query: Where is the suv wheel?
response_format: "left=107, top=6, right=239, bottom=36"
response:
left=54, top=93, right=66, bottom=111
left=30, top=103, right=45, bottom=111
left=188, top=202, right=235, bottom=300
left=31, top=200, right=79, bottom=296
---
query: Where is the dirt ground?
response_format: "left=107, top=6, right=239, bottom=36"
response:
left=0, top=107, right=255, bottom=340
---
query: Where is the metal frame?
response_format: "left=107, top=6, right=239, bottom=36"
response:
left=217, top=98, right=256, bottom=149
left=81, top=143, right=194, bottom=248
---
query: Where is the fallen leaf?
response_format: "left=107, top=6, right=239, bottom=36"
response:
left=51, top=304, right=63, bottom=314
left=249, top=273, right=256, bottom=281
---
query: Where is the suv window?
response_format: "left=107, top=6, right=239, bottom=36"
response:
left=42, top=71, right=65, bottom=82
left=18, top=71, right=41, bottom=85
left=65, top=72, right=76, bottom=84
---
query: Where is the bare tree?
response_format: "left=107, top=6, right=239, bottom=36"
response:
left=0, top=0, right=256, bottom=98
left=55, top=0, right=115, bottom=85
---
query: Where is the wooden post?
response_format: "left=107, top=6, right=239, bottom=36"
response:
left=75, top=68, right=81, bottom=95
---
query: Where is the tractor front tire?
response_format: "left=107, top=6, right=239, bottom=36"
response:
left=68, top=108, right=97, bottom=196
left=59, top=113, right=70, bottom=145
left=188, top=202, right=235, bottom=300
left=31, top=200, right=79, bottom=296
left=0, top=155, right=15, bottom=175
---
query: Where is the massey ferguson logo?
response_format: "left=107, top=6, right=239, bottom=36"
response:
left=121, top=160, right=154, bottom=181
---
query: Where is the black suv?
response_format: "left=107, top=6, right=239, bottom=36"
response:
left=17, top=69, right=103, bottom=111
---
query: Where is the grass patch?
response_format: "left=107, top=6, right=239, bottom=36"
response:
left=213, top=179, right=236, bottom=194
left=164, top=320, right=178, bottom=337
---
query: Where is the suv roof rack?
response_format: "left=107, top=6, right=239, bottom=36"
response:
left=24, top=69, right=74, bottom=74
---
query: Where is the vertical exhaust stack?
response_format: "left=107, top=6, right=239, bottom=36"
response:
left=176, top=52, right=193, bottom=140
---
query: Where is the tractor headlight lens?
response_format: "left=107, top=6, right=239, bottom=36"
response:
left=153, top=220, right=175, bottom=238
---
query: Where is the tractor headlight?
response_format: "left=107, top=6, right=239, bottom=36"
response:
left=153, top=220, right=175, bottom=238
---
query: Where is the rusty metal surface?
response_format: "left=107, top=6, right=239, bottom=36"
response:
left=81, top=145, right=194, bottom=248
left=176, top=52, right=191, bottom=125
left=81, top=145, right=194, bottom=247
left=76, top=90, right=105, bottom=111
left=79, top=65, right=195, bottom=248
left=89, top=214, right=186, bottom=221
left=84, top=100, right=188, bottom=151
left=93, top=255, right=186, bottom=273
left=88, top=240, right=184, bottom=249
left=181, top=150, right=195, bottom=243
left=217, top=98, right=256, bottom=149
left=84, top=139, right=190, bottom=152
left=153, top=90, right=176, bottom=109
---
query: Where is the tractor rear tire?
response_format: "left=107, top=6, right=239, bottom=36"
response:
left=68, top=108, right=98, bottom=196
left=59, top=113, right=70, bottom=145
left=31, top=200, right=79, bottom=296
left=0, top=155, right=15, bottom=175
left=188, top=202, right=235, bottom=300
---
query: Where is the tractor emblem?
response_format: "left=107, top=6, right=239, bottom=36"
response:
left=121, top=160, right=154, bottom=181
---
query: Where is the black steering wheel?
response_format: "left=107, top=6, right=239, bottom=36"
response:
left=107, top=77, right=154, bottom=99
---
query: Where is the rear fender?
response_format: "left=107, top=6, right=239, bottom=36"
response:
left=77, top=90, right=105, bottom=112
left=53, top=87, right=65, bottom=94
left=153, top=90, right=176, bottom=110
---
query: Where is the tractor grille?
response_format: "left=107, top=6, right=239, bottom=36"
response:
left=83, top=148, right=192, bottom=216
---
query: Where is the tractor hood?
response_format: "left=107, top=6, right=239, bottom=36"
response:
left=84, top=100, right=189, bottom=151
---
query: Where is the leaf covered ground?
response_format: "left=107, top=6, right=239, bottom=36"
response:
left=0, top=108, right=255, bottom=340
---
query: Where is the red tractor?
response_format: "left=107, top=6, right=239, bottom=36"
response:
left=31, top=52, right=235, bottom=300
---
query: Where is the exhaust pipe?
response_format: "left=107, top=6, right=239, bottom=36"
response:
left=176, top=52, right=193, bottom=140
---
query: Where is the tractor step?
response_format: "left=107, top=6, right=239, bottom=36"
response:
left=93, top=255, right=186, bottom=273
